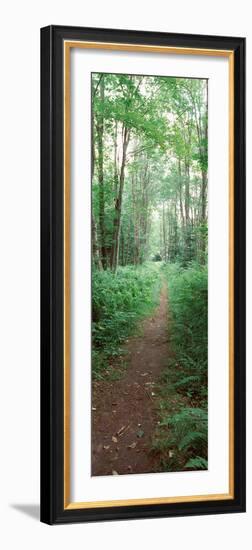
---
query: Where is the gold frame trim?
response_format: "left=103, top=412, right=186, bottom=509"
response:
left=63, top=40, right=235, bottom=509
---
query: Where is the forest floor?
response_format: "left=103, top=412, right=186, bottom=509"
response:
left=91, top=281, right=170, bottom=476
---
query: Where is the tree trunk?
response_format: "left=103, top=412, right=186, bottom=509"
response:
left=201, top=83, right=208, bottom=224
left=110, top=126, right=130, bottom=272
left=184, top=159, right=190, bottom=226
left=113, top=120, right=119, bottom=196
left=92, top=214, right=103, bottom=269
left=91, top=81, right=102, bottom=270
left=199, top=83, right=208, bottom=263
left=96, top=76, right=107, bottom=269
left=162, top=202, right=167, bottom=262
left=178, top=158, right=185, bottom=226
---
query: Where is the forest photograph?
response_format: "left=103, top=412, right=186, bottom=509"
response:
left=91, top=72, right=208, bottom=476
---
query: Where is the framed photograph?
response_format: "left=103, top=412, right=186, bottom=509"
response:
left=41, top=25, right=246, bottom=524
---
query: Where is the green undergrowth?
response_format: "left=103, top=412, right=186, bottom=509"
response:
left=153, top=262, right=208, bottom=471
left=92, top=263, right=162, bottom=380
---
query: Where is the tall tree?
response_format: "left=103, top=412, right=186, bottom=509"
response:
left=92, top=73, right=208, bottom=269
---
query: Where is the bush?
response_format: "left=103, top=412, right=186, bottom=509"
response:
left=165, top=262, right=208, bottom=398
left=92, top=263, right=161, bottom=378
left=154, top=262, right=208, bottom=470
left=160, top=407, right=208, bottom=468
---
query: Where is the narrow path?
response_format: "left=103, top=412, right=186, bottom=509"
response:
left=92, top=282, right=169, bottom=476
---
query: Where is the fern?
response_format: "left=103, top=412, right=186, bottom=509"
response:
left=153, top=263, right=208, bottom=472
left=164, top=263, right=208, bottom=398
left=92, top=263, right=161, bottom=378
left=173, top=375, right=202, bottom=390
left=185, top=456, right=208, bottom=470
left=178, top=431, right=207, bottom=452
left=158, top=407, right=208, bottom=467
left=163, top=407, right=207, bottom=426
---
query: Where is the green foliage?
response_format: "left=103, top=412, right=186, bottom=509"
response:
left=165, top=262, right=208, bottom=397
left=92, top=263, right=161, bottom=378
left=153, top=262, right=208, bottom=471
left=160, top=408, right=207, bottom=459
left=92, top=71, right=209, bottom=472
left=185, top=456, right=208, bottom=470
left=92, top=73, right=208, bottom=270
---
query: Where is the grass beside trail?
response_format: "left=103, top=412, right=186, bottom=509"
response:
left=92, top=263, right=162, bottom=380
left=153, top=262, right=208, bottom=472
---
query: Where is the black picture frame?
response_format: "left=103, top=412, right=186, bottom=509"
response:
left=41, top=25, right=246, bottom=525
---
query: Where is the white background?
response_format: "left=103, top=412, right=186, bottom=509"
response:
left=0, top=1, right=250, bottom=549
left=71, top=49, right=229, bottom=502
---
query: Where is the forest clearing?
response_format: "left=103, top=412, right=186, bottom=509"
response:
left=91, top=72, right=208, bottom=475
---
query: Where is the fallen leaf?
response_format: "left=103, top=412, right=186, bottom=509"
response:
left=140, top=373, right=149, bottom=377
left=92, top=407, right=97, bottom=411
left=117, top=424, right=131, bottom=437
left=117, top=426, right=126, bottom=436
left=128, top=442, right=137, bottom=449
left=112, top=436, right=118, bottom=443
left=103, top=445, right=110, bottom=450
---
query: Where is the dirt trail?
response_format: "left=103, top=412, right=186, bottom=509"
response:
left=92, top=282, right=169, bottom=476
